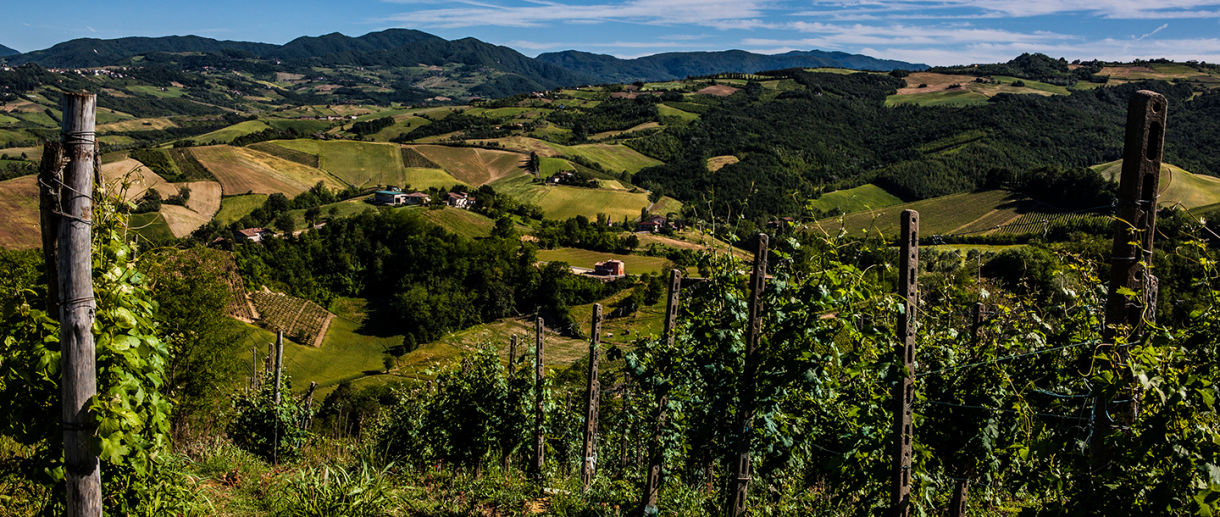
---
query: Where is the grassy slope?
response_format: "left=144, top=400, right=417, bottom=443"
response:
left=192, top=145, right=345, bottom=196
left=128, top=212, right=177, bottom=243
left=0, top=176, right=40, bottom=249
left=886, top=89, right=990, bottom=107
left=415, top=207, right=517, bottom=239
left=815, top=190, right=1039, bottom=237
left=215, top=195, right=269, bottom=226
left=1092, top=160, right=1220, bottom=209
left=658, top=104, right=699, bottom=122
left=271, top=140, right=405, bottom=187
left=488, top=137, right=662, bottom=174
left=193, top=120, right=273, bottom=144
left=491, top=175, right=653, bottom=221
left=537, top=248, right=673, bottom=275
left=809, top=184, right=904, bottom=214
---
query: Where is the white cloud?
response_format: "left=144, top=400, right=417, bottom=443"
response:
left=383, top=0, right=770, bottom=29
left=793, top=0, right=1220, bottom=20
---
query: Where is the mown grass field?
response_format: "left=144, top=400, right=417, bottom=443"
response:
left=707, top=155, right=739, bottom=172
left=128, top=212, right=177, bottom=244
left=814, top=190, right=1042, bottom=237
left=886, top=89, right=990, bottom=107
left=810, top=184, right=904, bottom=215
left=491, top=175, right=653, bottom=221
left=411, top=145, right=526, bottom=187
left=414, top=206, right=520, bottom=239
left=488, top=137, right=662, bottom=174
left=284, top=199, right=376, bottom=230
left=0, top=176, right=40, bottom=249
left=192, top=145, right=345, bottom=196
left=191, top=120, right=272, bottom=144
left=215, top=195, right=269, bottom=226
left=657, top=104, right=699, bottom=122
left=1092, top=160, right=1220, bottom=209
left=271, top=140, right=406, bottom=187
left=96, top=117, right=178, bottom=133
left=537, top=248, right=673, bottom=275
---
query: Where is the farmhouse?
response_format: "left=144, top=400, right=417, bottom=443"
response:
left=594, top=260, right=626, bottom=276
left=444, top=192, right=473, bottom=208
left=637, top=215, right=668, bottom=233
left=235, top=227, right=273, bottom=243
left=374, top=190, right=432, bottom=206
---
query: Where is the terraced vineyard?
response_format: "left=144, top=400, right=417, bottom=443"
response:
left=996, top=210, right=1111, bottom=236
left=219, top=258, right=256, bottom=321
left=250, top=290, right=335, bottom=347
left=401, top=147, right=442, bottom=169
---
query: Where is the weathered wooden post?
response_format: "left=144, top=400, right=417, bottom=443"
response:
left=1093, top=90, right=1167, bottom=472
left=729, top=234, right=769, bottom=517
left=581, top=304, right=604, bottom=489
left=534, top=317, right=546, bottom=481
left=57, top=92, right=101, bottom=517
left=971, top=303, right=984, bottom=339
left=37, top=140, right=65, bottom=319
left=251, top=345, right=258, bottom=389
left=640, top=268, right=682, bottom=516
left=891, top=210, right=919, bottom=517
left=301, top=381, right=317, bottom=429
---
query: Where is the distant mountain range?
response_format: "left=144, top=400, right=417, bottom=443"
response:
left=535, top=49, right=927, bottom=83
left=1, top=30, right=925, bottom=88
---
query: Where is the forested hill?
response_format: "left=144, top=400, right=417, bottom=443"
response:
left=629, top=70, right=1215, bottom=220
left=4, top=35, right=279, bottom=68
left=534, top=49, right=927, bottom=83
left=1, top=29, right=593, bottom=94
left=0, top=44, right=18, bottom=57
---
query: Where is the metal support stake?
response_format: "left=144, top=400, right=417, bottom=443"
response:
left=729, top=235, right=769, bottom=517
left=890, top=210, right=919, bottom=517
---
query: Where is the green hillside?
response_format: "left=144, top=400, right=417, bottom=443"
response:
left=491, top=175, right=658, bottom=221
left=810, top=184, right=904, bottom=215
left=1092, top=159, right=1220, bottom=209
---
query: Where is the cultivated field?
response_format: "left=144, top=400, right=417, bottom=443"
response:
left=96, top=117, right=177, bottom=132
left=159, top=181, right=223, bottom=238
left=888, top=72, right=1070, bottom=106
left=416, top=207, right=515, bottom=239
left=101, top=158, right=170, bottom=201
left=191, top=145, right=344, bottom=196
left=272, top=140, right=405, bottom=187
left=411, top=145, right=526, bottom=186
left=0, top=176, right=40, bottom=249
left=250, top=290, right=335, bottom=348
left=657, top=104, right=700, bottom=122
left=487, top=137, right=663, bottom=174
left=707, top=155, right=739, bottom=172
left=215, top=195, right=269, bottom=226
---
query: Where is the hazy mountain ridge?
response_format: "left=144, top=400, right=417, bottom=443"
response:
left=0, top=44, right=18, bottom=57
left=535, top=49, right=928, bottom=83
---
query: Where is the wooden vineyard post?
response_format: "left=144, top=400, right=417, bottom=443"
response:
left=57, top=92, right=101, bottom=517
left=729, top=234, right=769, bottom=517
left=251, top=345, right=258, bottom=389
left=534, top=317, right=546, bottom=481
left=37, top=140, right=65, bottom=319
left=1093, top=90, right=1167, bottom=473
left=972, top=303, right=984, bottom=340
left=640, top=269, right=682, bottom=516
left=301, top=382, right=317, bottom=429
left=581, top=304, right=604, bottom=489
left=890, top=210, right=919, bottom=517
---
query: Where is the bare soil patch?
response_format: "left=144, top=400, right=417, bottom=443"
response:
left=695, top=85, right=740, bottom=96
left=707, top=155, right=739, bottom=172
left=896, top=72, right=976, bottom=94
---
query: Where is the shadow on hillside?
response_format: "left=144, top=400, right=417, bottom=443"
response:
left=353, top=296, right=403, bottom=339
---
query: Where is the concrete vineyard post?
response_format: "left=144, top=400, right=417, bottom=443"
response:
left=581, top=304, right=603, bottom=489
left=1094, top=90, right=1167, bottom=474
left=891, top=210, right=918, bottom=517
left=640, top=269, right=682, bottom=516
left=534, top=317, right=546, bottom=481
left=729, top=235, right=768, bottom=517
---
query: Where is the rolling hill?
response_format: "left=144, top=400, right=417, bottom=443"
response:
left=0, top=44, right=17, bottom=57
left=535, top=49, right=927, bottom=83
left=1092, top=159, right=1220, bottom=209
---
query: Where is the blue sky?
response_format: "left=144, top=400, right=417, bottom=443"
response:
left=5, top=0, right=1220, bottom=66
